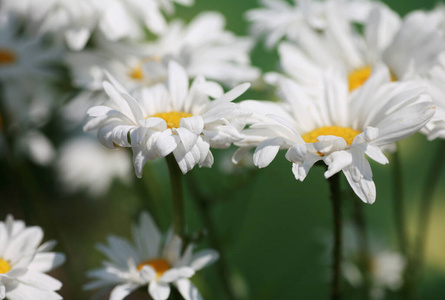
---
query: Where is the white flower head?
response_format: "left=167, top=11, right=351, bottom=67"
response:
left=5, top=0, right=194, bottom=51
left=420, top=54, right=445, bottom=140
left=86, top=212, right=219, bottom=300
left=56, top=136, right=133, bottom=196
left=84, top=61, right=250, bottom=177
left=237, top=64, right=435, bottom=204
left=0, top=215, right=65, bottom=300
left=246, top=0, right=374, bottom=48
left=266, top=3, right=445, bottom=94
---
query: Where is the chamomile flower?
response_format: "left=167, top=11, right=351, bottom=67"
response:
left=86, top=212, right=218, bottom=300
left=266, top=4, right=445, bottom=93
left=246, top=0, right=373, bottom=48
left=236, top=65, right=435, bottom=203
left=0, top=215, right=65, bottom=300
left=56, top=136, right=132, bottom=196
left=84, top=61, right=249, bottom=177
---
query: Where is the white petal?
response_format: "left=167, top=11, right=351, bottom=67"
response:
left=189, top=250, right=219, bottom=271
left=149, top=281, right=171, bottom=300
left=253, top=137, right=284, bottom=168
left=110, top=283, right=139, bottom=300
left=176, top=278, right=203, bottom=300
left=168, top=61, right=189, bottom=110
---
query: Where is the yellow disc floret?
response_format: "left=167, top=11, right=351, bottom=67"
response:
left=0, top=48, right=16, bottom=65
left=137, top=258, right=171, bottom=278
left=0, top=258, right=11, bottom=274
left=348, top=66, right=372, bottom=92
left=129, top=56, right=163, bottom=80
left=348, top=66, right=397, bottom=91
left=130, top=66, right=144, bottom=80
left=151, top=111, right=193, bottom=129
left=302, top=126, right=361, bottom=145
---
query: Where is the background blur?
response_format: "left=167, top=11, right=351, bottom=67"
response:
left=1, top=0, right=444, bottom=299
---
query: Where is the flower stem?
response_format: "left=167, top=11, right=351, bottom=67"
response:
left=328, top=173, right=342, bottom=300
left=391, top=147, right=409, bottom=256
left=186, top=173, right=237, bottom=300
left=413, top=140, right=445, bottom=283
left=352, top=197, right=371, bottom=300
left=166, top=154, right=185, bottom=241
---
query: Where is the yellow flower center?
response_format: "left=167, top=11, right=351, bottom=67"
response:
left=348, top=66, right=397, bottom=91
left=137, top=258, right=171, bottom=278
left=0, top=258, right=11, bottom=274
left=302, top=126, right=361, bottom=145
left=150, top=111, right=193, bottom=129
left=0, top=48, right=16, bottom=65
left=348, top=66, right=372, bottom=92
left=129, top=56, right=162, bottom=80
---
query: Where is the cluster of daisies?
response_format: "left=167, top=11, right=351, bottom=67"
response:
left=1, top=0, right=445, bottom=299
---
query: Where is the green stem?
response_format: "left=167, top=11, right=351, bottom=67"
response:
left=391, top=147, right=409, bottom=255
left=328, top=173, right=342, bottom=300
left=352, top=198, right=371, bottom=300
left=186, top=174, right=237, bottom=300
left=413, top=140, right=445, bottom=283
left=392, top=146, right=416, bottom=300
left=165, top=154, right=185, bottom=240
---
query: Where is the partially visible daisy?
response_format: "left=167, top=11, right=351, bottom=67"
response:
left=266, top=4, right=445, bottom=93
left=0, top=15, right=60, bottom=82
left=420, top=54, right=445, bottom=140
left=56, top=136, right=132, bottom=196
left=340, top=225, right=405, bottom=300
left=236, top=65, right=435, bottom=203
left=66, top=12, right=259, bottom=125
left=246, top=0, right=373, bottom=48
left=86, top=212, right=218, bottom=300
left=0, top=215, right=65, bottom=300
left=4, top=0, right=194, bottom=51
left=84, top=61, right=250, bottom=177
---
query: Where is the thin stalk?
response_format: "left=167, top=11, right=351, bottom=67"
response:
left=186, top=174, right=237, bottom=300
left=165, top=154, right=185, bottom=240
left=413, top=140, right=445, bottom=281
left=391, top=147, right=409, bottom=256
left=392, top=147, right=416, bottom=300
left=328, top=173, right=342, bottom=300
left=352, top=198, right=371, bottom=300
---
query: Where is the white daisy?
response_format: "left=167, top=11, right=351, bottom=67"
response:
left=340, top=225, right=405, bottom=300
left=0, top=15, right=60, bottom=82
left=420, top=54, right=445, bottom=140
left=0, top=215, right=65, bottom=300
left=236, top=64, right=435, bottom=203
left=65, top=12, right=259, bottom=125
left=56, top=136, right=133, bottom=196
left=6, top=0, right=194, bottom=51
left=246, top=0, right=374, bottom=48
left=266, top=4, right=445, bottom=93
left=84, top=61, right=250, bottom=177
left=86, top=212, right=219, bottom=300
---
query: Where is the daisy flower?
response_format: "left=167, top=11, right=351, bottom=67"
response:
left=246, top=0, right=373, bottom=48
left=0, top=215, right=65, bottom=300
left=84, top=61, right=250, bottom=177
left=266, top=4, right=445, bottom=93
left=236, top=65, right=435, bottom=203
left=56, top=136, right=132, bottom=196
left=420, top=54, right=445, bottom=140
left=86, top=212, right=219, bottom=300
left=65, top=12, right=258, bottom=124
left=5, top=0, right=194, bottom=51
